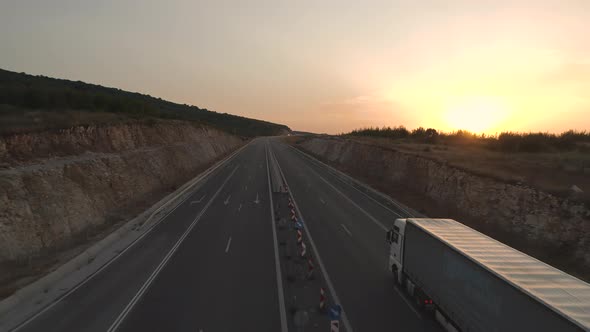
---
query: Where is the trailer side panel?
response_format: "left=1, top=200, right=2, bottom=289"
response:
left=404, top=222, right=580, bottom=332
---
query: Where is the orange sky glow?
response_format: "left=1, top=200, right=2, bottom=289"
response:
left=1, top=1, right=589, bottom=134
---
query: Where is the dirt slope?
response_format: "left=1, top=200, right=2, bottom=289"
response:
left=294, top=136, right=590, bottom=281
left=0, top=120, right=243, bottom=293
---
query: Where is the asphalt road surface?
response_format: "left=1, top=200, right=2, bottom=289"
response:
left=9, top=137, right=441, bottom=332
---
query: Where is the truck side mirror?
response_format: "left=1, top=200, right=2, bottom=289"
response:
left=386, top=230, right=393, bottom=243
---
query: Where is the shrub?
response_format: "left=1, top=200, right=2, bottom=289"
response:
left=344, top=127, right=590, bottom=153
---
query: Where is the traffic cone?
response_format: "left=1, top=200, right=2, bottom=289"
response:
left=319, top=287, right=326, bottom=312
left=300, top=242, right=307, bottom=258
left=330, top=320, right=339, bottom=332
left=307, top=258, right=314, bottom=280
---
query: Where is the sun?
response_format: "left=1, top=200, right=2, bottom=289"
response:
left=444, top=97, right=510, bottom=134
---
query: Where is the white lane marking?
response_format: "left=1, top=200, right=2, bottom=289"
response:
left=245, top=185, right=248, bottom=191
left=282, top=142, right=422, bottom=320
left=190, top=195, right=206, bottom=205
left=224, top=195, right=231, bottom=205
left=238, top=203, right=242, bottom=212
left=295, top=156, right=388, bottom=232
left=289, top=145, right=413, bottom=217
left=320, top=198, right=326, bottom=205
left=340, top=224, right=352, bottom=237
left=254, top=193, right=260, bottom=204
left=394, top=284, right=422, bottom=318
left=106, top=166, right=239, bottom=332
left=9, top=141, right=253, bottom=332
left=225, top=237, right=232, bottom=253
left=292, top=143, right=422, bottom=319
left=270, top=144, right=355, bottom=332
left=265, top=141, right=289, bottom=332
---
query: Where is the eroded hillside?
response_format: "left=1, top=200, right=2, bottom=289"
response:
left=0, top=121, right=243, bottom=295
left=292, top=136, right=590, bottom=281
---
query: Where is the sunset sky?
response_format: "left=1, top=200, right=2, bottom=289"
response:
left=1, top=0, right=589, bottom=134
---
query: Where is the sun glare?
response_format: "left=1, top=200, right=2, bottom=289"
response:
left=444, top=97, right=510, bottom=134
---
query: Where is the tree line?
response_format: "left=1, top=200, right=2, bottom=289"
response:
left=346, top=126, right=590, bottom=153
left=0, top=69, right=290, bottom=137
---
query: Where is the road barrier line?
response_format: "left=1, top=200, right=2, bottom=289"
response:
left=287, top=142, right=424, bottom=320
left=270, top=143, right=354, bottom=332
left=287, top=144, right=419, bottom=217
left=264, top=141, right=289, bottom=332
left=106, top=166, right=239, bottom=332
left=289, top=151, right=388, bottom=232
left=8, top=140, right=252, bottom=332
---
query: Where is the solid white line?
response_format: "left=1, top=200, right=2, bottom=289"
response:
left=290, top=146, right=422, bottom=319
left=265, top=141, right=289, bottom=332
left=9, top=140, right=253, bottom=332
left=238, top=204, right=242, bottom=212
left=191, top=195, right=206, bottom=204
left=289, top=145, right=415, bottom=217
left=270, top=144, right=354, bottom=332
left=225, top=237, right=232, bottom=253
left=106, top=166, right=239, bottom=332
left=298, top=157, right=388, bottom=232
left=340, top=224, right=352, bottom=237
left=282, top=142, right=422, bottom=320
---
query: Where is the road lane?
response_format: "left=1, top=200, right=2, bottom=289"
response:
left=11, top=140, right=272, bottom=332
left=287, top=144, right=419, bottom=219
left=9, top=136, right=443, bottom=332
left=116, top=139, right=282, bottom=331
left=270, top=138, right=441, bottom=331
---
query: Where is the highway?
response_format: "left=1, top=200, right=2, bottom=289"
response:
left=7, top=137, right=441, bottom=332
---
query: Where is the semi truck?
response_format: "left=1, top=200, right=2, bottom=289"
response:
left=386, top=218, right=590, bottom=332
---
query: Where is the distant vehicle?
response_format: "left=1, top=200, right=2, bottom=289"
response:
left=386, top=218, right=590, bottom=332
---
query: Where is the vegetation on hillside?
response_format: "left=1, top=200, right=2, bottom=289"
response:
left=346, top=126, right=590, bottom=153
left=0, top=69, right=290, bottom=137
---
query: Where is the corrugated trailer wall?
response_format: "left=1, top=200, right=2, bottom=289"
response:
left=403, top=222, right=580, bottom=332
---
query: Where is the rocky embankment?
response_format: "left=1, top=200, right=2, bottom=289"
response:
left=296, top=136, right=590, bottom=281
left=0, top=121, right=243, bottom=269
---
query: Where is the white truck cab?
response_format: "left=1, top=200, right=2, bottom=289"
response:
left=386, top=218, right=407, bottom=284
left=386, top=218, right=434, bottom=314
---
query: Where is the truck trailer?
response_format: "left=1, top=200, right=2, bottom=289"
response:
left=386, top=218, right=590, bottom=332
